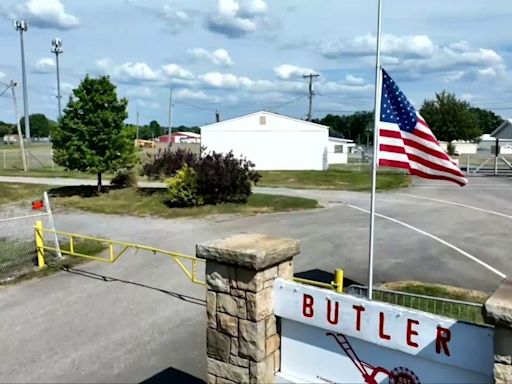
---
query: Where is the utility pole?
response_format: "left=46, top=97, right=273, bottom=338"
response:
left=303, top=73, right=319, bottom=121
left=51, top=38, right=63, bottom=119
left=13, top=20, right=30, bottom=140
left=168, top=88, right=174, bottom=146
left=8, top=81, right=27, bottom=171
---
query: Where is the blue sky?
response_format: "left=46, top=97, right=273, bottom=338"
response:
left=0, top=0, right=511, bottom=126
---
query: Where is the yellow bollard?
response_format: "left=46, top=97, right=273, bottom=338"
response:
left=34, top=220, right=46, bottom=269
left=332, top=268, right=344, bottom=293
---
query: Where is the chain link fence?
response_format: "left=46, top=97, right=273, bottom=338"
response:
left=0, top=192, right=60, bottom=281
left=346, top=285, right=485, bottom=325
left=0, top=146, right=54, bottom=170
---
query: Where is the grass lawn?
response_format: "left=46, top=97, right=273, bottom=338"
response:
left=53, top=187, right=319, bottom=218
left=0, top=183, right=319, bottom=219
left=0, top=182, right=50, bottom=204
left=258, top=169, right=410, bottom=191
left=377, top=281, right=488, bottom=324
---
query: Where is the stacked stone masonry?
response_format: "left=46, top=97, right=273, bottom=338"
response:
left=198, top=233, right=298, bottom=384
left=483, top=278, right=512, bottom=384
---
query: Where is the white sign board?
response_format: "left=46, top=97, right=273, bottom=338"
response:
left=273, top=279, right=493, bottom=384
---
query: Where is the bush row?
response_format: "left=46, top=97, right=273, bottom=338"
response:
left=142, top=149, right=261, bottom=207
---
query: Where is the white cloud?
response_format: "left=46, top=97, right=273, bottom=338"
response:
left=274, top=64, right=316, bottom=80
left=206, top=0, right=268, bottom=38
left=461, top=93, right=474, bottom=102
left=161, top=6, right=193, bottom=34
left=175, top=89, right=220, bottom=103
left=188, top=48, right=234, bottom=66
left=114, top=62, right=160, bottom=81
left=126, top=87, right=152, bottom=99
left=161, top=64, right=195, bottom=80
left=238, top=77, right=275, bottom=92
left=317, top=81, right=373, bottom=95
left=322, top=33, right=507, bottom=82
left=96, top=60, right=195, bottom=84
left=344, top=74, right=365, bottom=85
left=33, top=57, right=55, bottom=74
left=18, top=0, right=79, bottom=30
left=200, top=72, right=239, bottom=88
left=198, top=71, right=275, bottom=93
left=322, top=34, right=435, bottom=58
left=136, top=99, right=160, bottom=110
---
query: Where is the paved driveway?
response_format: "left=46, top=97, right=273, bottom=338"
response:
left=0, top=175, right=510, bottom=382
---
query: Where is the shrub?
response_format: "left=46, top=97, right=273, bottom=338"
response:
left=165, top=164, right=203, bottom=207
left=110, top=168, right=137, bottom=188
left=196, top=151, right=261, bottom=204
left=142, top=148, right=197, bottom=180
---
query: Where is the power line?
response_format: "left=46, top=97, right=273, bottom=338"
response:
left=266, top=94, right=308, bottom=111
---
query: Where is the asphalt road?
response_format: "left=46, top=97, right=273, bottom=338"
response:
left=0, top=176, right=510, bottom=382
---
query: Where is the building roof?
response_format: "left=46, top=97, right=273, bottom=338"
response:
left=201, top=110, right=328, bottom=131
left=491, top=119, right=512, bottom=140
left=328, top=137, right=354, bottom=143
left=176, top=131, right=200, bottom=138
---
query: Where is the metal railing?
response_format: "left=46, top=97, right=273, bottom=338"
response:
left=346, top=285, right=486, bottom=325
left=293, top=269, right=344, bottom=293
left=34, top=222, right=205, bottom=285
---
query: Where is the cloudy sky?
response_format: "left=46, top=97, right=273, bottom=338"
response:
left=0, top=0, right=511, bottom=126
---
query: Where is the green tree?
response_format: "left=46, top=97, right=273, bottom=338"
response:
left=0, top=121, right=14, bottom=137
left=20, top=113, right=56, bottom=137
left=52, top=75, right=136, bottom=191
left=419, top=91, right=482, bottom=142
left=469, top=107, right=504, bottom=134
left=148, top=120, right=164, bottom=138
left=314, top=111, right=374, bottom=144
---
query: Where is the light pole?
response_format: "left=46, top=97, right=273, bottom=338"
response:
left=51, top=38, right=63, bottom=119
left=13, top=20, right=30, bottom=140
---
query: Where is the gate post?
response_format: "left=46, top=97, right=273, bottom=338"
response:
left=197, top=233, right=299, bottom=384
left=483, top=278, right=512, bottom=384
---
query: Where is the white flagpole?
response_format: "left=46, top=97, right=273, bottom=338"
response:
left=367, top=0, right=383, bottom=300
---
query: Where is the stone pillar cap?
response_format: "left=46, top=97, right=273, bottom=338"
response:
left=197, top=233, right=299, bottom=271
left=483, top=278, right=512, bottom=327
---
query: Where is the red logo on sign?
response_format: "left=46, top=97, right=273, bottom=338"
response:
left=327, top=332, right=421, bottom=384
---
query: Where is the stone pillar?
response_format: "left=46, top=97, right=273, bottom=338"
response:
left=483, top=278, right=512, bottom=384
left=197, top=233, right=299, bottom=384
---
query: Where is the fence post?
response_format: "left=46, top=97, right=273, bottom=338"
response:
left=483, top=278, right=512, bottom=384
left=333, top=268, right=344, bottom=293
left=197, top=233, right=299, bottom=384
left=34, top=220, right=46, bottom=269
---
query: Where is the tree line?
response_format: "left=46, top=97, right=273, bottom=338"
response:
left=0, top=114, right=199, bottom=140
left=314, top=92, right=504, bottom=145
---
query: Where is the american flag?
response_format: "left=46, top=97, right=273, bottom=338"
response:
left=378, top=69, right=468, bottom=186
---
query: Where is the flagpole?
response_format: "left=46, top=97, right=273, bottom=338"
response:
left=367, top=0, right=383, bottom=300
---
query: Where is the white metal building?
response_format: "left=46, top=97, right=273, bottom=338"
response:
left=327, top=137, right=355, bottom=164
left=200, top=111, right=329, bottom=170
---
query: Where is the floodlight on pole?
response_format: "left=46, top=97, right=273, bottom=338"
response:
left=51, top=38, right=63, bottom=119
left=13, top=19, right=30, bottom=140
